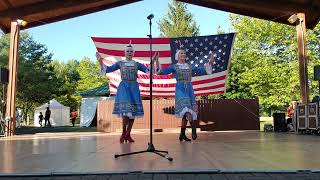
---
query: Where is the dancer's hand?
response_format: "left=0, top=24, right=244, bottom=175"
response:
left=209, top=51, right=215, bottom=65
left=152, top=51, right=159, bottom=63
left=96, top=52, right=103, bottom=66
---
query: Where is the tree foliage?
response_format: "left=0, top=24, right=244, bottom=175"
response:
left=158, top=0, right=200, bottom=37
left=0, top=32, right=59, bottom=119
left=226, top=15, right=320, bottom=115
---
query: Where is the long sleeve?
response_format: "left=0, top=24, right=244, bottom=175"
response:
left=158, top=65, right=175, bottom=75
left=137, top=62, right=151, bottom=74
left=100, top=62, right=120, bottom=75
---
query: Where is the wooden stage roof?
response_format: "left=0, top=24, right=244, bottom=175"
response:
left=0, top=0, right=319, bottom=33
left=178, top=0, right=320, bottom=29
left=0, top=0, right=141, bottom=33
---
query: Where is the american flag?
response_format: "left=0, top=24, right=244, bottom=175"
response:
left=92, top=33, right=235, bottom=98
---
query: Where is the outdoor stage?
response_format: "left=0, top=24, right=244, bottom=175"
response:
left=1, top=131, right=320, bottom=176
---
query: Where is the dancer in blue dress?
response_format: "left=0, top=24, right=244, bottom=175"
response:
left=97, top=44, right=153, bottom=143
left=156, top=49, right=214, bottom=141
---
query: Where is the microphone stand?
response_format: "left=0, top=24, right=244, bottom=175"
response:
left=114, top=15, right=173, bottom=161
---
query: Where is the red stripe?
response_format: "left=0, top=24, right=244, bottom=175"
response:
left=110, top=90, right=225, bottom=98
left=136, top=75, right=226, bottom=87
left=98, top=48, right=171, bottom=57
left=192, top=75, right=226, bottom=85
left=104, top=59, right=171, bottom=69
left=138, top=91, right=225, bottom=98
left=138, top=84, right=225, bottom=93
left=92, top=37, right=171, bottom=44
left=108, top=71, right=173, bottom=80
left=195, top=91, right=225, bottom=96
left=109, top=75, right=226, bottom=85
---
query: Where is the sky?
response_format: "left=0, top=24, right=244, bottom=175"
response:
left=25, top=0, right=231, bottom=62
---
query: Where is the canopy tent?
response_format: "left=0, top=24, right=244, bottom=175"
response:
left=34, top=99, right=70, bottom=127
left=80, top=96, right=113, bottom=127
left=78, top=85, right=112, bottom=127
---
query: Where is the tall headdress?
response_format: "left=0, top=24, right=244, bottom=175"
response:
left=175, top=40, right=184, bottom=61
left=124, top=40, right=134, bottom=53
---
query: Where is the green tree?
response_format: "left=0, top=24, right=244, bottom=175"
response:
left=226, top=15, right=320, bottom=115
left=158, top=0, right=200, bottom=37
left=76, top=57, right=107, bottom=92
left=0, top=32, right=60, bottom=120
left=52, top=59, right=81, bottom=109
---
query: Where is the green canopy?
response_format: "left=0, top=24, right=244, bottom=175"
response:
left=77, top=85, right=110, bottom=97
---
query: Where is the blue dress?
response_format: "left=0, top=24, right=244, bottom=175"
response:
left=159, top=63, right=209, bottom=120
left=101, top=60, right=149, bottom=119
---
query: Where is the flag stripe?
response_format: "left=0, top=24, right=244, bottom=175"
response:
left=92, top=37, right=170, bottom=44
left=109, top=78, right=226, bottom=91
left=102, top=55, right=172, bottom=66
left=94, top=42, right=171, bottom=51
left=108, top=70, right=227, bottom=81
left=97, top=47, right=171, bottom=57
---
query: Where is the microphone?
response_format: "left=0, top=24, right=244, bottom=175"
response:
left=147, top=14, right=154, bottom=20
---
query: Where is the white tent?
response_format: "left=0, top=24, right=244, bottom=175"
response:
left=80, top=96, right=113, bottom=127
left=34, top=99, right=70, bottom=127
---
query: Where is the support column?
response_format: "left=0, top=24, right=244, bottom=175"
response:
left=296, top=13, right=309, bottom=105
left=6, top=21, right=20, bottom=136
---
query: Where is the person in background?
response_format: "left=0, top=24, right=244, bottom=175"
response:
left=44, top=107, right=51, bottom=127
left=286, top=102, right=295, bottom=132
left=70, top=110, right=78, bottom=127
left=38, top=112, right=44, bottom=127
left=15, top=108, right=21, bottom=128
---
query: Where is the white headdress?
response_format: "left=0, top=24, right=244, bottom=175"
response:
left=175, top=40, right=185, bottom=61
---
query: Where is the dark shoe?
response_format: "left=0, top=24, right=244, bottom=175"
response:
left=191, top=121, right=197, bottom=140
left=179, top=133, right=191, bottom=142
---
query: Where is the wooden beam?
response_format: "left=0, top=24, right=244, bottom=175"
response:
left=18, top=0, right=141, bottom=32
left=6, top=20, right=20, bottom=136
left=3, top=0, right=12, bottom=8
left=0, top=0, right=107, bottom=17
left=177, top=0, right=320, bottom=29
left=0, top=23, right=9, bottom=33
left=296, top=13, right=309, bottom=104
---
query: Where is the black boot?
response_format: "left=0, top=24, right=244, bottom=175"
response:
left=190, top=120, right=197, bottom=140
left=179, top=128, right=191, bottom=142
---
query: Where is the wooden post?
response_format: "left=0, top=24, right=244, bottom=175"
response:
left=296, top=13, right=309, bottom=105
left=6, top=21, right=20, bottom=136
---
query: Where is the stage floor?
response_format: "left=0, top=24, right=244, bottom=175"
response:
left=1, top=131, right=320, bottom=175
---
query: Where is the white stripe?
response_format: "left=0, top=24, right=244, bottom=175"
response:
left=105, top=71, right=227, bottom=84
left=101, top=53, right=172, bottom=64
left=108, top=77, right=226, bottom=92
left=94, top=42, right=171, bottom=51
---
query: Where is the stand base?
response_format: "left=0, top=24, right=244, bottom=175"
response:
left=114, top=143, right=173, bottom=161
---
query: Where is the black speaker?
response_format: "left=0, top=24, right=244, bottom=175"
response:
left=0, top=68, right=8, bottom=84
left=273, top=113, right=286, bottom=132
left=314, top=65, right=320, bottom=81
